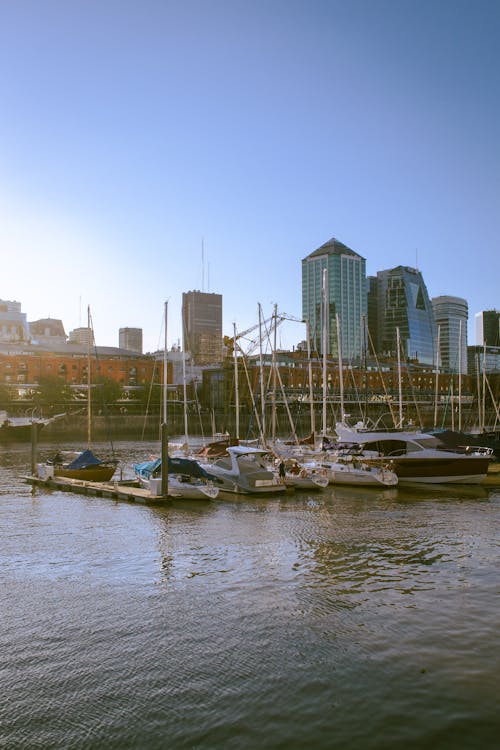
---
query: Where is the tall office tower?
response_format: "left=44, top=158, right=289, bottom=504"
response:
left=374, top=266, right=436, bottom=365
left=302, top=237, right=367, bottom=360
left=366, top=276, right=380, bottom=355
left=475, top=310, right=500, bottom=347
left=119, top=327, right=143, bottom=354
left=0, top=299, right=29, bottom=342
left=182, top=291, right=223, bottom=366
left=432, top=296, right=468, bottom=374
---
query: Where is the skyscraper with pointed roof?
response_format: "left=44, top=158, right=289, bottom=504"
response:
left=301, top=237, right=367, bottom=360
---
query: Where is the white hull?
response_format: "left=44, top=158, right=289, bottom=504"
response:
left=327, top=468, right=398, bottom=487
left=143, top=476, right=219, bottom=499
left=284, top=473, right=329, bottom=490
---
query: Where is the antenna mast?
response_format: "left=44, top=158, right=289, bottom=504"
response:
left=201, top=237, right=205, bottom=292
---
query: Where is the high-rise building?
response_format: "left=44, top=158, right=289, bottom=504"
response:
left=366, top=276, right=380, bottom=355
left=475, top=310, right=500, bottom=347
left=431, top=296, right=468, bottom=374
left=119, top=327, right=143, bottom=354
left=373, top=266, right=436, bottom=365
left=69, top=327, right=93, bottom=348
left=301, top=237, right=367, bottom=360
left=0, top=299, right=29, bottom=342
left=182, top=291, right=223, bottom=365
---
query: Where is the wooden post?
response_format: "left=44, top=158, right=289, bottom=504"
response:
left=31, top=422, right=38, bottom=476
left=161, top=422, right=169, bottom=498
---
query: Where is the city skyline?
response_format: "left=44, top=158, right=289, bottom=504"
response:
left=1, top=1, right=499, bottom=351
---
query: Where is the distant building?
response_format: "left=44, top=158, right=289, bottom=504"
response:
left=372, top=266, right=436, bottom=366
left=29, top=318, right=67, bottom=347
left=468, top=345, right=500, bottom=375
left=182, top=291, right=223, bottom=366
left=302, top=237, right=367, bottom=360
left=119, top=327, right=143, bottom=354
left=475, top=310, right=500, bottom=347
left=69, top=327, right=94, bottom=348
left=432, top=296, right=468, bottom=374
left=0, top=299, right=29, bottom=343
left=366, top=276, right=380, bottom=355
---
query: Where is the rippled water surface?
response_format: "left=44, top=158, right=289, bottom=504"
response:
left=1, top=441, right=499, bottom=749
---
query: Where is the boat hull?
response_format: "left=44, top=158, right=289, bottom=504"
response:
left=388, top=456, right=491, bottom=485
left=327, top=469, right=398, bottom=487
left=54, top=465, right=117, bottom=482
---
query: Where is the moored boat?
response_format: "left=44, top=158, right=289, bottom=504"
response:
left=335, top=423, right=493, bottom=485
left=200, top=445, right=286, bottom=495
left=133, top=456, right=219, bottom=500
left=42, top=449, right=118, bottom=482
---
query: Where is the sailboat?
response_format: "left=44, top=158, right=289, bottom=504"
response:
left=38, top=307, right=118, bottom=482
left=132, top=301, right=219, bottom=500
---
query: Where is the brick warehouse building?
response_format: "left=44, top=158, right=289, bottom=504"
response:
left=0, top=342, right=168, bottom=399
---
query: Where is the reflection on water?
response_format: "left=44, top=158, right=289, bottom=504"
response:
left=0, top=442, right=499, bottom=749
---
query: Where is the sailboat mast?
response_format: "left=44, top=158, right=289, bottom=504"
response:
left=233, top=322, right=240, bottom=440
left=258, top=303, right=266, bottom=441
left=271, top=303, right=278, bottom=442
left=434, top=324, right=441, bottom=429
left=322, top=268, right=328, bottom=437
left=396, top=326, right=403, bottom=428
left=458, top=319, right=462, bottom=431
left=306, top=319, right=315, bottom=438
left=181, top=311, right=188, bottom=445
left=336, top=313, right=344, bottom=424
left=161, top=300, right=169, bottom=497
left=87, top=305, right=92, bottom=449
left=162, top=301, right=168, bottom=424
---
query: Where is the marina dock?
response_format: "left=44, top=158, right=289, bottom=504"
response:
left=23, top=474, right=169, bottom=504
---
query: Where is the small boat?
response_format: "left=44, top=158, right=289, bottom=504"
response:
left=0, top=411, right=65, bottom=442
left=133, top=456, right=219, bottom=500
left=276, top=458, right=329, bottom=490
left=318, top=454, right=398, bottom=487
left=200, top=446, right=286, bottom=495
left=43, top=449, right=118, bottom=482
left=35, top=307, right=119, bottom=484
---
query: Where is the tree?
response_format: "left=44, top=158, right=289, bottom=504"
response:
left=0, top=384, right=13, bottom=410
left=33, top=376, right=73, bottom=415
left=93, top=377, right=123, bottom=412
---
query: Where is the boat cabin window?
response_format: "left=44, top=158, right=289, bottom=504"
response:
left=412, top=437, right=442, bottom=449
left=362, top=439, right=409, bottom=456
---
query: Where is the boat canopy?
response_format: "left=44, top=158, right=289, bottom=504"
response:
left=134, top=456, right=216, bottom=480
left=67, top=449, right=103, bottom=469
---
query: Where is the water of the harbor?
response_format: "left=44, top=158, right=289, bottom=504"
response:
left=1, top=440, right=499, bottom=750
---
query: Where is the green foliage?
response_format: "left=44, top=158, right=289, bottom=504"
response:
left=135, top=381, right=162, bottom=414
left=93, top=377, right=123, bottom=409
left=0, top=384, right=13, bottom=409
left=33, top=376, right=73, bottom=414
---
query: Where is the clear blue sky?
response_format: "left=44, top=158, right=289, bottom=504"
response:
left=1, top=0, right=498, bottom=352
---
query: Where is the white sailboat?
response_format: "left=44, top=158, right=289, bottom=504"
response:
left=133, top=301, right=219, bottom=500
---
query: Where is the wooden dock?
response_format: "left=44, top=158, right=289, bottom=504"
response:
left=23, top=474, right=170, bottom=504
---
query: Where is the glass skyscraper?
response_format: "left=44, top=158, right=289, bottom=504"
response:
left=432, top=296, right=468, bottom=374
left=301, top=237, right=366, bottom=360
left=374, top=266, right=436, bottom=366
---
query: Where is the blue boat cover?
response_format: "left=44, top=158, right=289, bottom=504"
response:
left=67, top=449, right=103, bottom=469
left=133, top=456, right=215, bottom=480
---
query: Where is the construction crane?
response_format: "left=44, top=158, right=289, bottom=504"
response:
left=228, top=309, right=305, bottom=356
